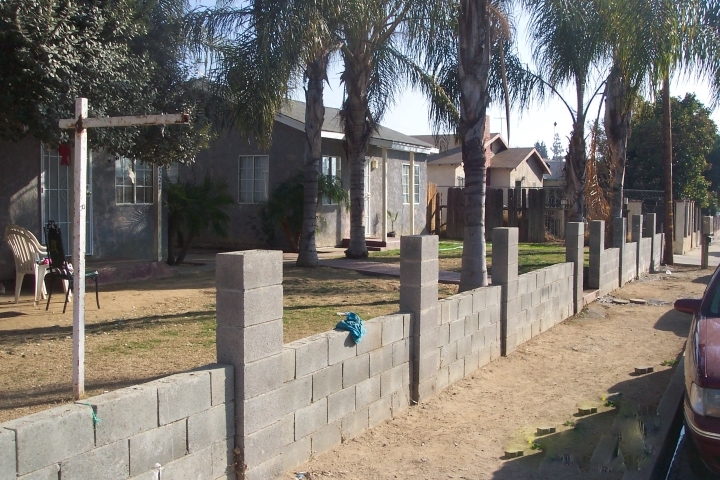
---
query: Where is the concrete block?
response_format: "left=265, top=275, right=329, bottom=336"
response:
left=472, top=289, right=487, bottom=312
left=311, top=422, right=341, bottom=454
left=457, top=336, right=472, bottom=359
left=417, top=377, right=437, bottom=401
left=400, top=258, right=439, bottom=287
left=244, top=455, right=283, bottom=480
left=380, top=365, right=405, bottom=397
left=393, top=339, right=410, bottom=367
left=446, top=297, right=460, bottom=322
left=195, top=364, right=234, bottom=406
left=341, top=407, right=368, bottom=441
left=435, top=366, right=449, bottom=391
left=355, top=376, right=381, bottom=409
left=242, top=353, right=284, bottom=400
left=216, top=321, right=283, bottom=369
left=2, top=404, right=94, bottom=475
left=368, top=396, right=392, bottom=428
left=391, top=388, right=410, bottom=416
left=244, top=421, right=284, bottom=468
left=479, top=345, right=491, bottom=367
left=128, top=419, right=186, bottom=476
left=242, top=387, right=284, bottom=435
left=16, top=464, right=59, bottom=480
left=471, top=330, right=485, bottom=352
left=417, top=327, right=438, bottom=354
left=328, top=387, right=356, bottom=423
left=399, top=283, right=438, bottom=312
left=295, top=398, right=328, bottom=439
left=464, top=350, right=480, bottom=376
left=440, top=300, right=451, bottom=324
left=440, top=341, right=457, bottom=368
left=403, top=314, right=412, bottom=338
left=328, top=331, right=357, bottom=365
left=282, top=348, right=296, bottom=382
left=281, top=436, right=310, bottom=472
left=357, top=320, right=382, bottom=355
left=415, top=306, right=439, bottom=334
left=83, top=385, right=158, bottom=448
left=153, top=371, right=211, bottom=425
left=60, top=440, right=128, bottom=480
left=437, top=323, right=450, bottom=348
left=188, top=402, right=234, bottom=453
left=293, top=335, right=328, bottom=377
left=282, top=375, right=312, bottom=414
left=160, top=446, right=213, bottom=480
left=449, top=319, right=464, bottom=342
left=312, top=363, right=342, bottom=401
left=417, top=350, right=439, bottom=383
left=211, top=438, right=234, bottom=479
left=381, top=315, right=405, bottom=345
left=215, top=285, right=283, bottom=329
left=0, top=428, right=15, bottom=480
left=449, top=359, right=465, bottom=385
left=400, top=235, right=438, bottom=262
left=370, top=345, right=393, bottom=377
left=458, top=294, right=473, bottom=318
left=343, top=353, right=370, bottom=388
left=464, top=312, right=480, bottom=336
left=216, top=250, right=283, bottom=291
left=281, top=413, right=295, bottom=446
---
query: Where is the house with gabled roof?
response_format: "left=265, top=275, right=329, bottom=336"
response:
left=179, top=100, right=438, bottom=251
left=415, top=119, right=551, bottom=205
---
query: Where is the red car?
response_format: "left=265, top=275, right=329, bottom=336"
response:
left=675, top=265, right=720, bottom=476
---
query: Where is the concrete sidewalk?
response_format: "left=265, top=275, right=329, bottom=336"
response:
left=318, top=257, right=463, bottom=285
left=672, top=239, right=720, bottom=267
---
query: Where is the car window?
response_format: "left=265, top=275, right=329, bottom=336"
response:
left=710, top=287, right=720, bottom=316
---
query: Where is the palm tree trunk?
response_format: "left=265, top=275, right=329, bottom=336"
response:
left=604, top=64, right=630, bottom=219
left=567, top=79, right=587, bottom=222
left=663, top=75, right=674, bottom=264
left=296, top=52, right=329, bottom=267
left=167, top=216, right=177, bottom=265
left=458, top=0, right=490, bottom=292
left=176, top=233, right=196, bottom=264
left=342, top=52, right=373, bottom=259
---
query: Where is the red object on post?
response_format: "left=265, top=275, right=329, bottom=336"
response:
left=58, top=143, right=71, bottom=166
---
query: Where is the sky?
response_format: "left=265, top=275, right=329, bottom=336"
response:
left=194, top=1, right=720, bottom=152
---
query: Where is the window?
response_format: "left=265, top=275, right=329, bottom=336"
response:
left=239, top=155, right=269, bottom=203
left=321, top=156, right=341, bottom=205
left=115, top=157, right=154, bottom=204
left=402, top=164, right=421, bottom=204
left=457, top=176, right=465, bottom=187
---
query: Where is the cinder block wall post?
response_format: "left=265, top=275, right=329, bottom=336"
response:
left=216, top=251, right=285, bottom=479
left=645, top=213, right=658, bottom=272
left=613, top=217, right=626, bottom=286
left=565, top=222, right=584, bottom=314
left=589, top=220, right=605, bottom=290
left=632, top=214, right=643, bottom=277
left=492, top=228, right=519, bottom=356
left=400, top=235, right=439, bottom=403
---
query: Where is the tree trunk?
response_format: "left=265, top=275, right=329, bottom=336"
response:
left=167, top=215, right=177, bottom=265
left=604, top=63, right=631, bottom=219
left=175, top=233, right=196, bottom=264
left=663, top=75, right=674, bottom=264
left=458, top=0, right=490, bottom=292
left=296, top=52, right=329, bottom=267
left=566, top=79, right=587, bottom=222
left=341, top=50, right=373, bottom=259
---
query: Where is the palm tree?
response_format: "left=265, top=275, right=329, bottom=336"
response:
left=523, top=0, right=607, bottom=223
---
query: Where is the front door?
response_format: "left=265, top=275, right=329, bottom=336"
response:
left=41, top=145, right=93, bottom=255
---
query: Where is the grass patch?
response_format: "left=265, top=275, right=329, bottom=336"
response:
left=370, top=240, right=590, bottom=275
left=100, top=338, right=163, bottom=354
left=661, top=359, right=678, bottom=367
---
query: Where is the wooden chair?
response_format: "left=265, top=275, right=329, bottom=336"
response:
left=44, top=221, right=100, bottom=314
left=4, top=225, right=49, bottom=305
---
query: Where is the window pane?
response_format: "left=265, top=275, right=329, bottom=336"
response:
left=414, top=165, right=420, bottom=204
left=402, top=164, right=409, bottom=204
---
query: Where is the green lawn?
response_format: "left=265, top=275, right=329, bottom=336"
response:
left=370, top=240, right=590, bottom=275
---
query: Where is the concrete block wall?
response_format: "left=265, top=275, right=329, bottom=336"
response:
left=514, top=263, right=575, bottom=345
left=435, top=285, right=502, bottom=392
left=622, top=243, right=637, bottom=284
left=0, top=365, right=234, bottom=480
left=589, top=220, right=620, bottom=296
left=279, top=314, right=412, bottom=472
left=638, top=237, right=652, bottom=275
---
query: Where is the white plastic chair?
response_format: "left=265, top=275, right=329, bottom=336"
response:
left=4, top=225, right=49, bottom=305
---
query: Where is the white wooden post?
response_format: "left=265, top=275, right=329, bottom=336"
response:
left=60, top=98, right=189, bottom=400
left=409, top=151, right=415, bottom=235
left=72, top=98, right=88, bottom=398
left=382, top=148, right=388, bottom=242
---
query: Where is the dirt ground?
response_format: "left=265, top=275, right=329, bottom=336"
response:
left=288, top=266, right=710, bottom=480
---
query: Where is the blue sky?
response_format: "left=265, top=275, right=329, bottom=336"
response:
left=193, top=0, right=720, bottom=151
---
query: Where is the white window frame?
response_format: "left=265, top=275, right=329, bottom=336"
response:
left=402, top=163, right=421, bottom=204
left=238, top=155, right=269, bottom=204
left=115, top=157, right=154, bottom=205
left=321, top=156, right=341, bottom=205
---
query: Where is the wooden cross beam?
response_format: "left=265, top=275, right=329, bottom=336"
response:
left=59, top=97, right=189, bottom=399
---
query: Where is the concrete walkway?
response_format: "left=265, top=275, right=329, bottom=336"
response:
left=672, top=238, right=720, bottom=267
left=318, top=257, right=463, bottom=285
